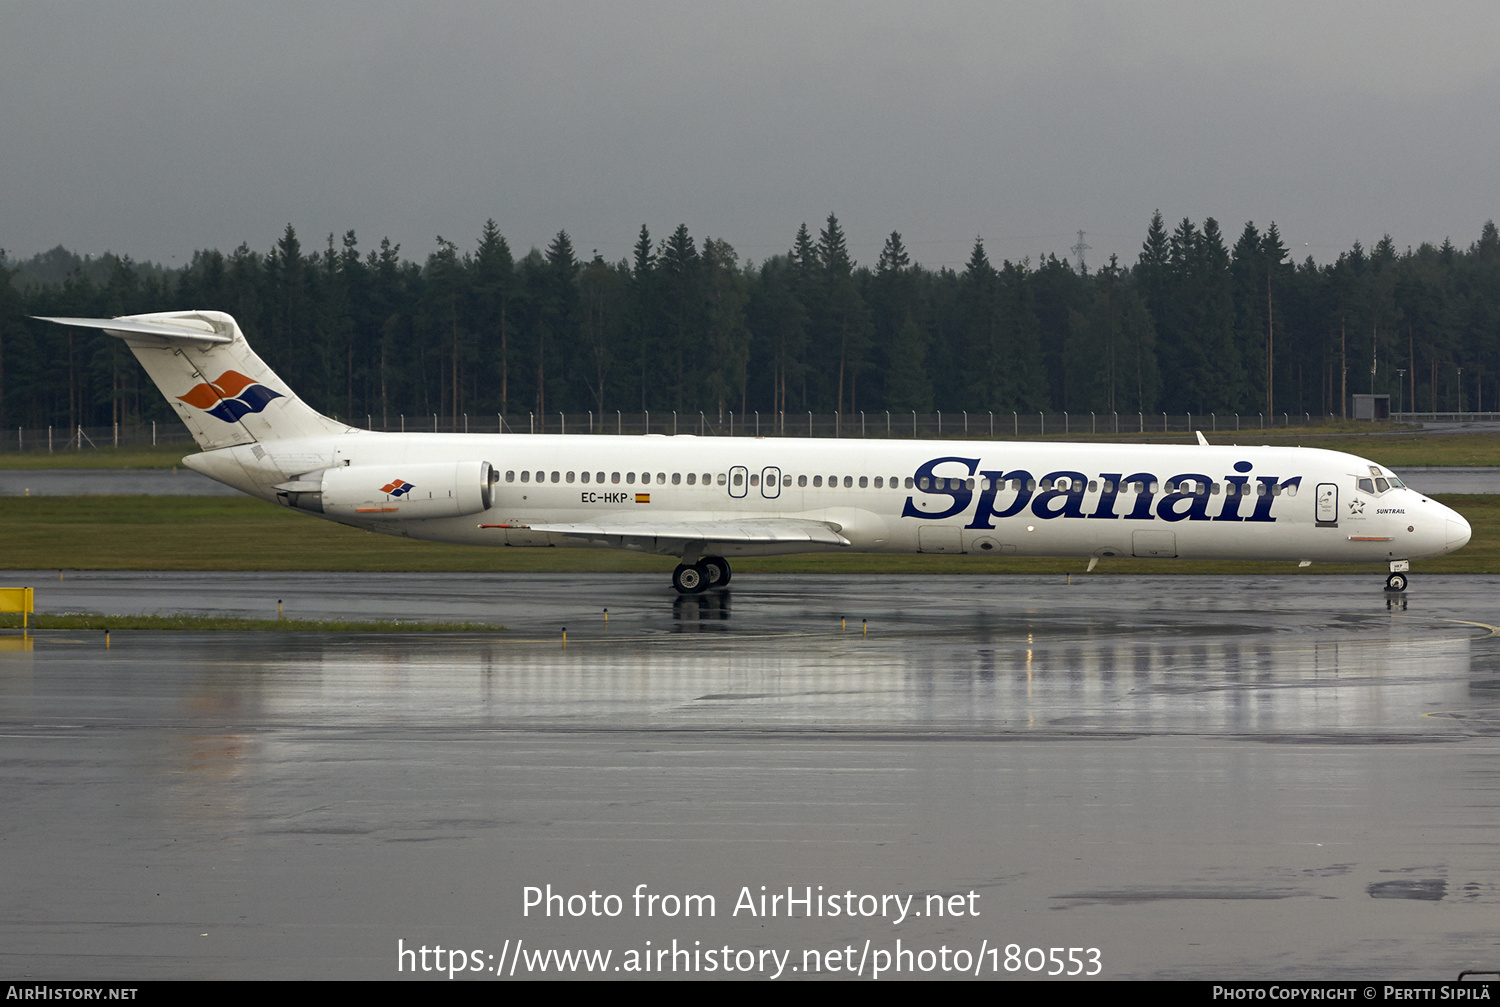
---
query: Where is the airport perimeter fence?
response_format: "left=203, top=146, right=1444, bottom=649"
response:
left=10, top=409, right=1496, bottom=456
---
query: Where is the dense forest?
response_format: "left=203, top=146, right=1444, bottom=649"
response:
left=2, top=211, right=1498, bottom=433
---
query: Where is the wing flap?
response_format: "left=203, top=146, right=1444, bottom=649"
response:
left=516, top=518, right=851, bottom=547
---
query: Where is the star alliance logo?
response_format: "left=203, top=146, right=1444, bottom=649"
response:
left=1349, top=498, right=1365, bottom=515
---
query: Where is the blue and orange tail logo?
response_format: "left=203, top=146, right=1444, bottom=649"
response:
left=380, top=479, right=415, bottom=497
left=177, top=370, right=282, bottom=422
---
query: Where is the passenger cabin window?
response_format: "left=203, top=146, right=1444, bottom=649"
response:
left=918, top=476, right=930, bottom=490
left=626, top=472, right=636, bottom=484
left=687, top=473, right=696, bottom=485
left=580, top=471, right=590, bottom=483
left=672, top=473, right=681, bottom=485
left=798, top=475, right=807, bottom=487
left=657, top=473, right=666, bottom=484
left=566, top=471, right=575, bottom=483
left=873, top=476, right=883, bottom=488
left=717, top=473, right=726, bottom=485
left=733, top=472, right=743, bottom=487
left=520, top=471, right=530, bottom=483
left=813, top=475, right=822, bottom=487
left=506, top=470, right=516, bottom=482
left=611, top=472, right=620, bottom=483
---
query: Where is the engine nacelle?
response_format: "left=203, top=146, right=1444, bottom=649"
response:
left=279, top=461, right=496, bottom=520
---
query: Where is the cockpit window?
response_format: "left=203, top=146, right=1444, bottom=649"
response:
left=1388, top=476, right=1405, bottom=488
left=1374, top=477, right=1390, bottom=492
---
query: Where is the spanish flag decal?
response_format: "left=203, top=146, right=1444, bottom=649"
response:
left=635, top=493, right=651, bottom=504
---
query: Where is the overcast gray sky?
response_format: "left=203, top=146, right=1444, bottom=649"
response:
left=3, top=1, right=1497, bottom=271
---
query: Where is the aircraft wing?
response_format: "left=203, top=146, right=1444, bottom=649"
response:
left=518, top=518, right=851, bottom=548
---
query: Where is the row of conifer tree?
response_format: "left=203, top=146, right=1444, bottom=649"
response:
left=2, top=212, right=1498, bottom=432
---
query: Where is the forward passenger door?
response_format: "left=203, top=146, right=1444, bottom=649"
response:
left=1315, top=483, right=1339, bottom=527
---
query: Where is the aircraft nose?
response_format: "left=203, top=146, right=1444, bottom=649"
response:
left=1446, top=514, right=1472, bottom=552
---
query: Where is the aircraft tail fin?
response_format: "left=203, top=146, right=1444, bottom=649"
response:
left=35, top=311, right=349, bottom=450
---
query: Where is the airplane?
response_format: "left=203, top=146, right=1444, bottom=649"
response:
left=37, top=310, right=1471, bottom=594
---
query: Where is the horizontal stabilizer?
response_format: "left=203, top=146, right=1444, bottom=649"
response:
left=522, top=519, right=851, bottom=548
left=34, top=316, right=233, bottom=346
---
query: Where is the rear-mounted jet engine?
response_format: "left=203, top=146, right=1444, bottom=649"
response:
left=277, top=461, right=496, bottom=520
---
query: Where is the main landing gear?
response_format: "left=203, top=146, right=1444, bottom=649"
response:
left=672, top=556, right=732, bottom=594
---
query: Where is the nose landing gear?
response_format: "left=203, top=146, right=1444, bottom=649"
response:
left=1385, top=560, right=1410, bottom=593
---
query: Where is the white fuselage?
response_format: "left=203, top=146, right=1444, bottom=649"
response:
left=183, top=431, right=1472, bottom=566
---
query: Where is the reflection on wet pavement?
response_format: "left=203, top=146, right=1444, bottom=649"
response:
left=3, top=574, right=1500, bottom=979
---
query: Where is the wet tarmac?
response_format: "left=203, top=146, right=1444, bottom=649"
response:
left=0, top=468, right=237, bottom=496
left=1399, top=467, right=1500, bottom=494
left=4, top=573, right=1500, bottom=980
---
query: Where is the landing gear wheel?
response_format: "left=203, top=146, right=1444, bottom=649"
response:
left=702, top=556, right=731, bottom=588
left=1385, top=572, right=1408, bottom=592
left=672, top=562, right=709, bottom=594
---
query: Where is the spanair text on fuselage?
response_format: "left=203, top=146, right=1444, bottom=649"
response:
left=36, top=310, right=1472, bottom=594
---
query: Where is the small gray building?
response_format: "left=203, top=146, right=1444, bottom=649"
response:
left=1351, top=394, right=1390, bottom=420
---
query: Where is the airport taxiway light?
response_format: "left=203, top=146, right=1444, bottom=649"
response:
left=562, top=626, right=567, bottom=649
